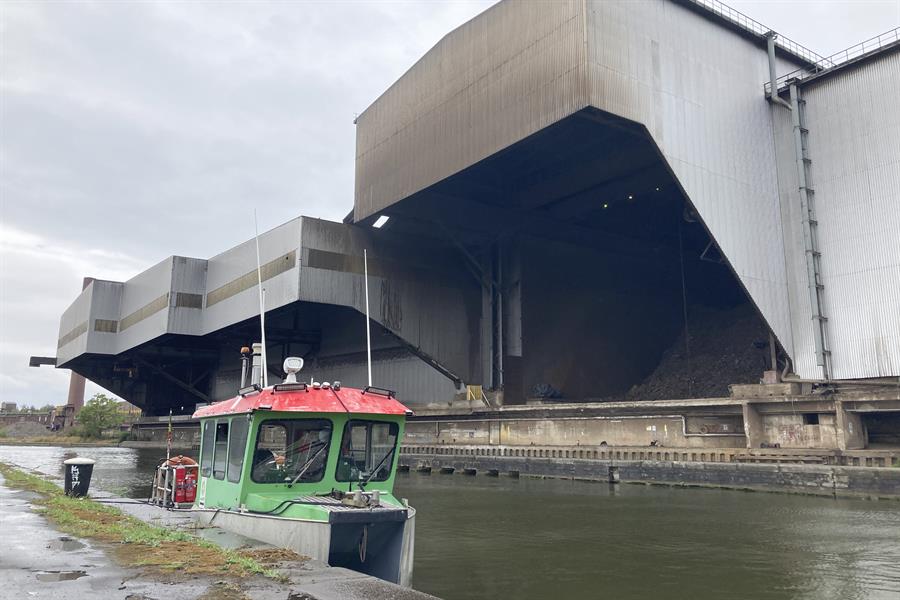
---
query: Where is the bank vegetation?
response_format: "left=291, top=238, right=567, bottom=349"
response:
left=0, top=462, right=295, bottom=580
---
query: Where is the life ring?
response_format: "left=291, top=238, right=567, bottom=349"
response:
left=163, top=455, right=198, bottom=467
left=699, top=425, right=710, bottom=435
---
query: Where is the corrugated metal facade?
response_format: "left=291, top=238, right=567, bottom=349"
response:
left=771, top=98, right=819, bottom=378
left=354, top=0, right=589, bottom=221
left=56, top=219, right=304, bottom=362
left=202, top=218, right=302, bottom=335
left=309, top=351, right=459, bottom=406
left=56, top=216, right=470, bottom=404
left=790, top=50, right=900, bottom=378
left=353, top=0, right=805, bottom=369
left=585, top=0, right=800, bottom=363
left=298, top=218, right=478, bottom=382
left=56, top=0, right=900, bottom=393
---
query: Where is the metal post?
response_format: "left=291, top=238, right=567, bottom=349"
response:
left=253, top=210, right=268, bottom=388
left=481, top=254, right=494, bottom=391
left=364, top=249, right=373, bottom=387
left=495, top=242, right=503, bottom=390
left=769, top=332, right=777, bottom=372
left=766, top=32, right=792, bottom=109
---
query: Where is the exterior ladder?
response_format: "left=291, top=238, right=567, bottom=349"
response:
left=789, top=83, right=830, bottom=378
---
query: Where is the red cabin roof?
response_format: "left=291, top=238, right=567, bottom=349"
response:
left=192, top=385, right=412, bottom=419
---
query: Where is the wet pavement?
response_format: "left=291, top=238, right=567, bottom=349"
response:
left=0, top=478, right=212, bottom=599
left=0, top=469, right=439, bottom=599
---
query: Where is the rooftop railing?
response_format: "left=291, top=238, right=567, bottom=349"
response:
left=684, top=0, right=827, bottom=65
left=765, top=28, right=900, bottom=95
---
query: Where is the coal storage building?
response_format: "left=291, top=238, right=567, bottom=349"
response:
left=53, top=0, right=900, bottom=453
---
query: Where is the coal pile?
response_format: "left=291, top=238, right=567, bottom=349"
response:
left=621, top=303, right=770, bottom=401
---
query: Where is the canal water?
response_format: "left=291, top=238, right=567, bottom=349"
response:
left=3, top=444, right=899, bottom=600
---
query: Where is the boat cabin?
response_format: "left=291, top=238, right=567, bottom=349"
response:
left=192, top=379, right=415, bottom=584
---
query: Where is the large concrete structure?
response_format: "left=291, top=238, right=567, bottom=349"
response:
left=55, top=1, right=899, bottom=449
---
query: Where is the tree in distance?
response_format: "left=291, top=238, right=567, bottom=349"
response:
left=78, top=394, right=123, bottom=438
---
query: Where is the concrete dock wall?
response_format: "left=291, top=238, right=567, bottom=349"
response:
left=399, top=449, right=900, bottom=499
left=407, top=414, right=745, bottom=449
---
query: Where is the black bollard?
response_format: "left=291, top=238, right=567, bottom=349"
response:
left=63, top=457, right=96, bottom=497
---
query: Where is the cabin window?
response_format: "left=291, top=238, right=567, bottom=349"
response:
left=252, top=419, right=332, bottom=484
left=213, top=421, right=229, bottom=479
left=336, top=420, right=399, bottom=483
left=200, top=419, right=215, bottom=477
left=227, top=417, right=249, bottom=483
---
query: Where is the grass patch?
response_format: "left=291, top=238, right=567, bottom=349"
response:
left=0, top=462, right=282, bottom=580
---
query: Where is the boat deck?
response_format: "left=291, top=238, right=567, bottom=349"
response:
left=294, top=495, right=410, bottom=523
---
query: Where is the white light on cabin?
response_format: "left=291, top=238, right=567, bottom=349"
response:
left=627, top=194, right=634, bottom=200
left=373, top=215, right=390, bottom=228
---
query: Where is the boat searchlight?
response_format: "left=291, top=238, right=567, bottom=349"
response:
left=283, top=357, right=304, bottom=383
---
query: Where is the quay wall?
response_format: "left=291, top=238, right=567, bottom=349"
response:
left=406, top=413, right=745, bottom=449
left=127, top=419, right=200, bottom=447
left=398, top=447, right=900, bottom=499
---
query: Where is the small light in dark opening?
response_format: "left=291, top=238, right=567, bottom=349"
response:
left=627, top=194, right=634, bottom=200
left=372, top=215, right=390, bottom=228
left=602, top=203, right=609, bottom=209
left=655, top=187, right=660, bottom=191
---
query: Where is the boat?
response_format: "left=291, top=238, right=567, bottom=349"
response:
left=191, top=354, right=416, bottom=586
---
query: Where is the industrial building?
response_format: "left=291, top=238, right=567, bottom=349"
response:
left=52, top=0, right=899, bottom=453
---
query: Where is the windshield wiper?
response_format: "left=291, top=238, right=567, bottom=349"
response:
left=287, top=441, right=327, bottom=488
left=359, top=445, right=395, bottom=491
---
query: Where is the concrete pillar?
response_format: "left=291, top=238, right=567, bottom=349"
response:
left=64, top=276, right=94, bottom=423
left=835, top=400, right=866, bottom=450
left=480, top=252, right=494, bottom=389
left=503, top=244, right=522, bottom=358
left=742, top=402, right=764, bottom=449
left=66, top=373, right=86, bottom=413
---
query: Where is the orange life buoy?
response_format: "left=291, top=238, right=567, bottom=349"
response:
left=163, top=455, right=198, bottom=467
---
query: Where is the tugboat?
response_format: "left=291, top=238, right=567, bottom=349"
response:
left=191, top=351, right=416, bottom=586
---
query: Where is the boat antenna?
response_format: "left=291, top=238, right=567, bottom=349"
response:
left=166, top=408, right=172, bottom=463
left=364, top=249, right=372, bottom=387
left=254, top=209, right=268, bottom=388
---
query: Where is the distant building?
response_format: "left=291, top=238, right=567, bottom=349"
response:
left=0, top=402, right=17, bottom=413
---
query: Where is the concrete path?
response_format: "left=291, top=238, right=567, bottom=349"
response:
left=0, top=478, right=212, bottom=599
left=0, top=471, right=439, bottom=599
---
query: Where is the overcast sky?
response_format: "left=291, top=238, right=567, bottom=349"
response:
left=1, top=0, right=898, bottom=408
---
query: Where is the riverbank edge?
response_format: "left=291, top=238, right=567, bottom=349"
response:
left=0, top=459, right=442, bottom=599
left=0, top=438, right=122, bottom=447
left=399, top=454, right=900, bottom=500
left=0, top=462, right=283, bottom=577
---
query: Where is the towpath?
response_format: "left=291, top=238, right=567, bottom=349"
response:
left=0, top=471, right=438, bottom=600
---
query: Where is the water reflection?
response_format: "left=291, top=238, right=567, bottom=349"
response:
left=0, top=444, right=191, bottom=498
left=394, top=472, right=900, bottom=600
left=35, top=570, right=87, bottom=582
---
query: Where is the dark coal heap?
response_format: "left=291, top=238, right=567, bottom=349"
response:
left=614, top=303, right=770, bottom=401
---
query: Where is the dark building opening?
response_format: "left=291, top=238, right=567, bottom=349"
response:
left=386, top=106, right=773, bottom=403
left=862, top=413, right=900, bottom=448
